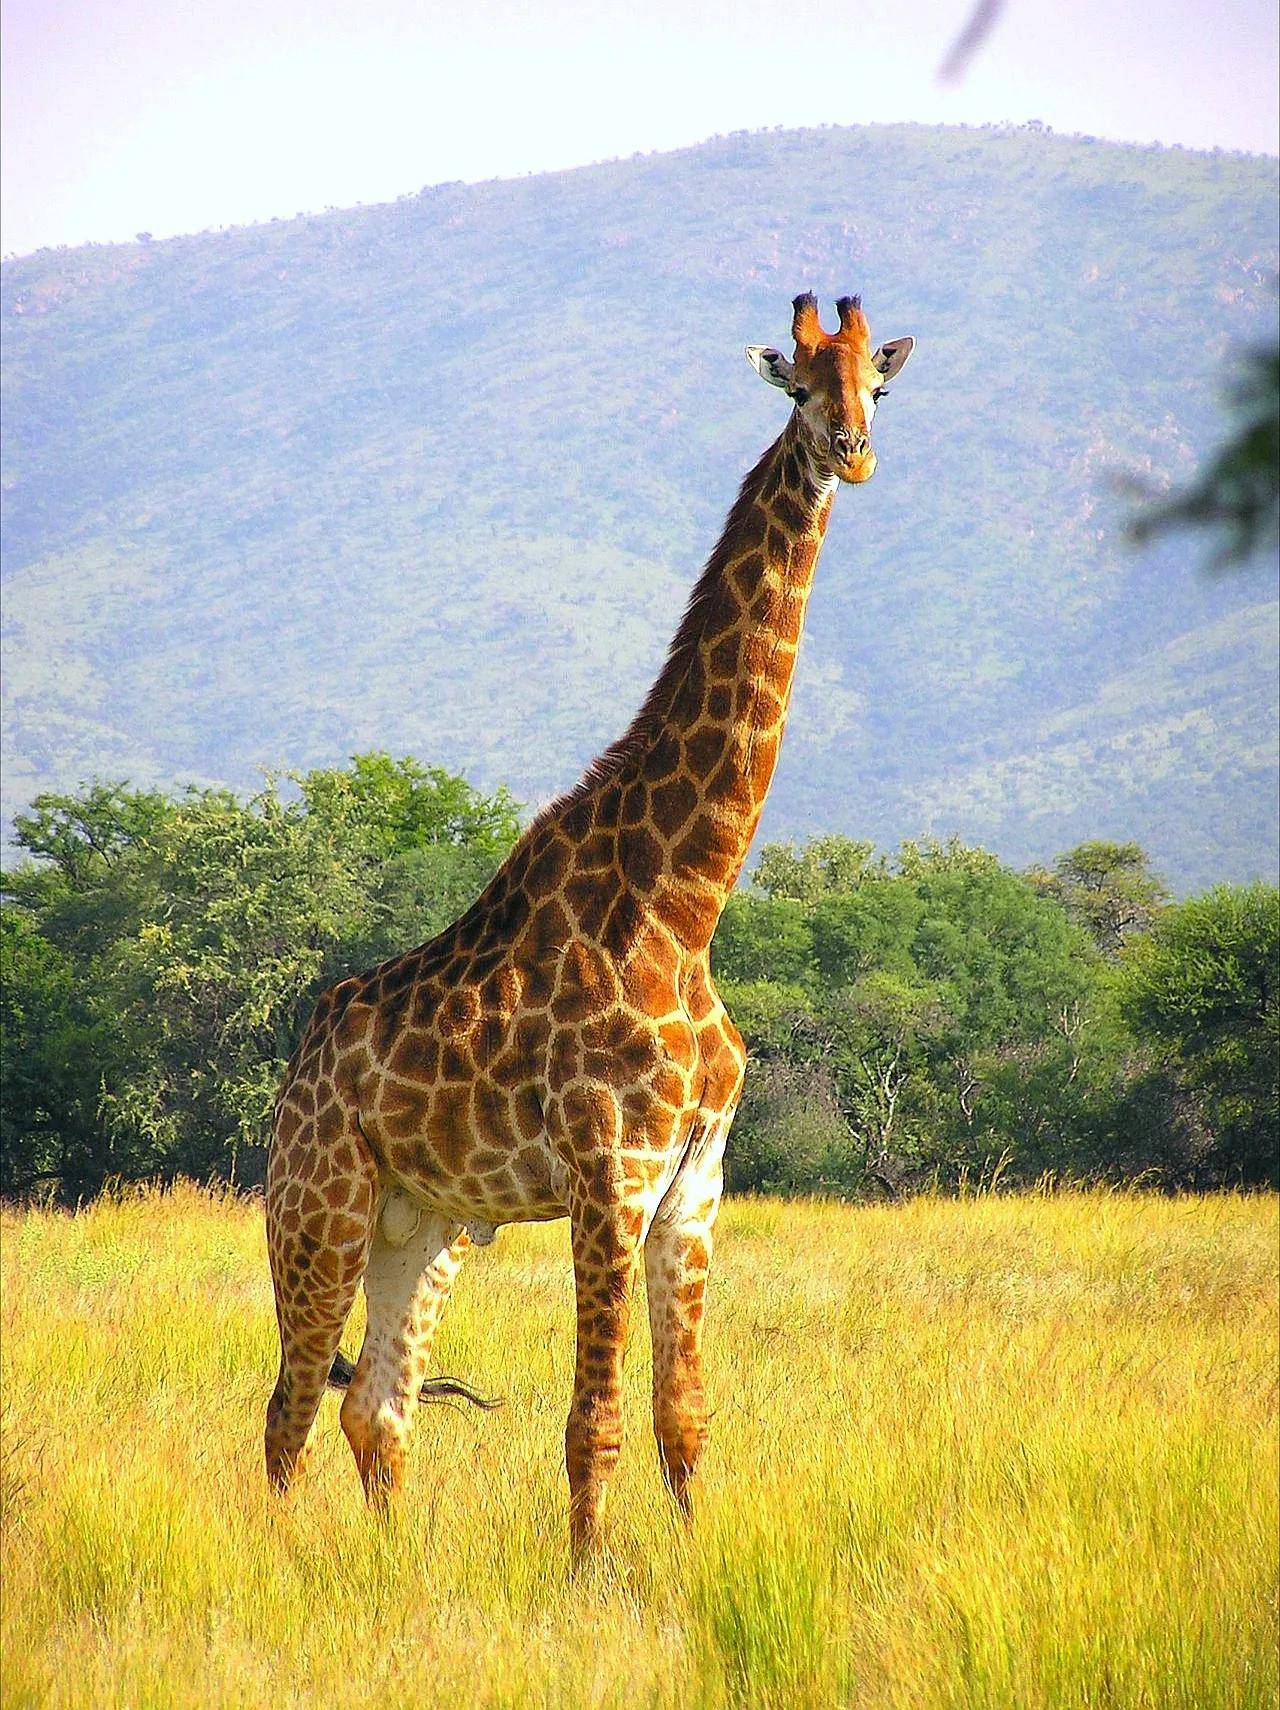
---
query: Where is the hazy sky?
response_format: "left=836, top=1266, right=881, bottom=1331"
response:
left=3, top=0, right=1277, bottom=256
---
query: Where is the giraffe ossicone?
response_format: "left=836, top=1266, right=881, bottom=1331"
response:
left=264, top=292, right=915, bottom=1558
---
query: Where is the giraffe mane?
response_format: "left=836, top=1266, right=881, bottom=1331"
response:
left=527, top=435, right=781, bottom=834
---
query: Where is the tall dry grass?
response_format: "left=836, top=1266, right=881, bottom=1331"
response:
left=1, top=1184, right=1275, bottom=1709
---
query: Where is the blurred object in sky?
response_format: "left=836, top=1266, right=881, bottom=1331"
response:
left=938, top=0, right=1007, bottom=82
left=1127, top=344, right=1280, bottom=572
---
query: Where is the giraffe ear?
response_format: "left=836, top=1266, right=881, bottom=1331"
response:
left=872, top=337, right=915, bottom=381
left=745, top=345, right=798, bottom=392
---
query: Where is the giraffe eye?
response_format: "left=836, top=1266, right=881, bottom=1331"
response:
left=792, top=386, right=810, bottom=406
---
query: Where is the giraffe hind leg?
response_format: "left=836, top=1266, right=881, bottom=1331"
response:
left=338, top=1202, right=473, bottom=1503
left=645, top=1116, right=727, bottom=1515
left=264, top=1099, right=378, bottom=1493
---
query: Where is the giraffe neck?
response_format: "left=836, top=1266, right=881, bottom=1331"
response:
left=613, top=415, right=837, bottom=950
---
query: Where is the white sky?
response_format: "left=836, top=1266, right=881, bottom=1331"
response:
left=2, top=0, right=1277, bottom=257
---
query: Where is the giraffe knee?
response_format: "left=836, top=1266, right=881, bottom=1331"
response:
left=654, top=1397, right=708, bottom=1500
left=338, top=1382, right=368, bottom=1452
left=264, top=1383, right=308, bottom=1492
left=264, top=1422, right=291, bottom=1493
left=565, top=1393, right=622, bottom=1500
left=565, top=1399, right=624, bottom=1557
left=340, top=1386, right=407, bottom=1502
left=265, top=1439, right=308, bottom=1493
left=566, top=1391, right=622, bottom=1456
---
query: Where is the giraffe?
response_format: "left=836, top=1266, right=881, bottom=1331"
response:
left=264, top=292, right=915, bottom=1556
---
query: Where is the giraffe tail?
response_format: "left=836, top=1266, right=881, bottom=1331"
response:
left=326, top=1351, right=502, bottom=1411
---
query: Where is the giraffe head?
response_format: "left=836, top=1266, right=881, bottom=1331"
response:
left=746, top=293, right=914, bottom=483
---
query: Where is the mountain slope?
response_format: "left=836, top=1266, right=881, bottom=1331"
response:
left=3, top=123, right=1277, bottom=889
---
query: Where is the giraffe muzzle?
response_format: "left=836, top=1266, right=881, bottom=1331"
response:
left=831, top=426, right=870, bottom=461
left=831, top=432, right=877, bottom=483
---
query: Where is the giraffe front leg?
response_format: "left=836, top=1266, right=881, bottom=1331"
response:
left=264, top=1104, right=378, bottom=1493
left=645, top=1121, right=725, bottom=1516
left=565, top=1185, right=644, bottom=1562
left=339, top=1194, right=470, bottom=1505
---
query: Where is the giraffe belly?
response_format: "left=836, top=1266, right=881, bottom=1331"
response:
left=378, top=1120, right=570, bottom=1227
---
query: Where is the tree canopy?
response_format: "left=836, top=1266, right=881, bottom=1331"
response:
left=0, top=756, right=518, bottom=1196
left=1, top=767, right=1275, bottom=1200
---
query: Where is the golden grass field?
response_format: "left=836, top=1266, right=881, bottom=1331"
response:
left=1, top=1184, right=1276, bottom=1710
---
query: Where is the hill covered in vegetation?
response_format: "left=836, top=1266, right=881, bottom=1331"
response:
left=2, top=123, right=1277, bottom=888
